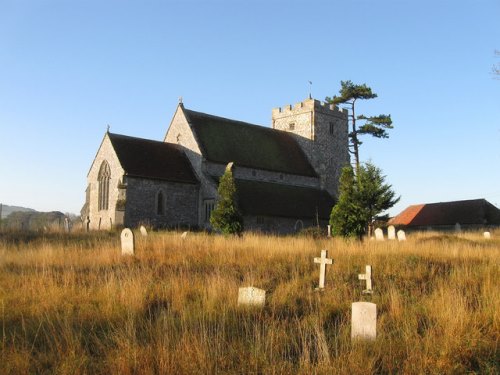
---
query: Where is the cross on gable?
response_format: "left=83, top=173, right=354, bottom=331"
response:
left=358, top=265, right=373, bottom=294
left=314, top=249, right=333, bottom=289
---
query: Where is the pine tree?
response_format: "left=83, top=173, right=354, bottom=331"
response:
left=330, top=163, right=399, bottom=239
left=210, top=165, right=244, bottom=235
left=326, top=81, right=393, bottom=174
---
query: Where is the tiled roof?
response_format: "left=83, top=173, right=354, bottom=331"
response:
left=389, top=199, right=500, bottom=226
left=184, top=108, right=317, bottom=177
left=233, top=179, right=334, bottom=219
left=108, top=133, right=198, bottom=184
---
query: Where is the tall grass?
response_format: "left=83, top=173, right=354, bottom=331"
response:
left=0, top=230, right=498, bottom=374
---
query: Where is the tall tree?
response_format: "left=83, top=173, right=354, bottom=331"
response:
left=326, top=81, right=393, bottom=173
left=330, top=163, right=400, bottom=239
left=210, top=163, right=244, bottom=235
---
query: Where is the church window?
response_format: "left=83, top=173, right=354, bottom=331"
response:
left=204, top=199, right=215, bottom=223
left=329, top=122, right=334, bottom=135
left=289, top=122, right=295, bottom=130
left=156, top=189, right=165, bottom=215
left=98, top=161, right=111, bottom=211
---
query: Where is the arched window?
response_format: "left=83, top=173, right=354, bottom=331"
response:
left=98, top=161, right=111, bottom=211
left=157, top=189, right=165, bottom=215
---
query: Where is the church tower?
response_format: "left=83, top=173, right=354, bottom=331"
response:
left=271, top=97, right=349, bottom=197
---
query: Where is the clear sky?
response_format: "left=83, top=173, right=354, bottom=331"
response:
left=1, top=0, right=499, bottom=216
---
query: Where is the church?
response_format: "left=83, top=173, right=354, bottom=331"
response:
left=81, top=97, right=349, bottom=233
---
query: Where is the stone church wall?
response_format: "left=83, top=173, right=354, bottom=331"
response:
left=124, top=177, right=199, bottom=229
left=86, top=134, right=125, bottom=230
left=244, top=215, right=328, bottom=235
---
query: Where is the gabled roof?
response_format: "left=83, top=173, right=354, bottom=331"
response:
left=184, top=108, right=317, bottom=177
left=389, top=199, right=500, bottom=227
left=108, top=133, right=198, bottom=184
left=233, top=179, right=334, bottom=219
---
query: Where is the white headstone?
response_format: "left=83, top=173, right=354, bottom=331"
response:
left=238, top=287, right=266, bottom=307
left=314, top=249, right=333, bottom=290
left=181, top=231, right=188, bottom=239
left=455, top=223, right=461, bottom=232
left=140, top=225, right=148, bottom=237
left=327, top=225, right=332, bottom=238
left=397, top=230, right=406, bottom=241
left=120, top=228, right=135, bottom=255
left=64, top=217, right=70, bottom=233
left=351, top=302, right=377, bottom=341
left=358, top=265, right=373, bottom=294
left=483, top=231, right=491, bottom=239
left=387, top=225, right=396, bottom=240
left=374, top=228, right=384, bottom=241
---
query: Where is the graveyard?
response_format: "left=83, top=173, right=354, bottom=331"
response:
left=0, top=229, right=498, bottom=374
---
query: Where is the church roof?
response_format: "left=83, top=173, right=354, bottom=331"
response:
left=389, top=199, right=500, bottom=227
left=234, top=179, right=334, bottom=219
left=184, top=108, right=317, bottom=177
left=108, top=133, right=198, bottom=184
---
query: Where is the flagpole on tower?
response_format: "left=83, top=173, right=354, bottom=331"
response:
left=308, top=81, right=312, bottom=99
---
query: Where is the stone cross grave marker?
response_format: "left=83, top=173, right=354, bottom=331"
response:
left=387, top=225, right=396, bottom=240
left=358, top=265, right=373, bottom=294
left=397, top=230, right=406, bottom=241
left=120, top=228, right=135, bottom=256
left=314, top=250, right=333, bottom=290
left=374, top=228, right=384, bottom=241
left=483, top=231, right=491, bottom=239
left=181, top=231, right=188, bottom=239
left=140, top=225, right=148, bottom=237
left=238, top=287, right=266, bottom=307
left=351, top=302, right=377, bottom=341
left=327, top=225, right=332, bottom=238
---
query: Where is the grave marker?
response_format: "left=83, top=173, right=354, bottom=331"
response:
left=397, top=230, right=406, bottom=241
left=387, top=225, right=395, bottom=240
left=351, top=302, right=377, bottom=341
left=327, top=225, right=332, bottom=238
left=483, top=231, right=491, bottom=239
left=455, top=223, right=461, bottom=232
left=374, top=228, right=384, bottom=241
left=140, top=225, right=148, bottom=237
left=238, top=287, right=266, bottom=307
left=181, top=231, right=188, bottom=239
left=358, top=265, right=373, bottom=294
left=120, top=228, right=135, bottom=255
left=314, top=250, right=333, bottom=290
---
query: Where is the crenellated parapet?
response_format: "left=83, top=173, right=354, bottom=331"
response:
left=272, top=98, right=348, bottom=118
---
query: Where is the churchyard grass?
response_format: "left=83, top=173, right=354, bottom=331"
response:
left=0, top=230, right=498, bottom=374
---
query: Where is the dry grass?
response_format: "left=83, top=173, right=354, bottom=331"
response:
left=0, top=229, right=498, bottom=374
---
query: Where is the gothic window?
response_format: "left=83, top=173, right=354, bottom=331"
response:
left=329, top=122, right=334, bottom=135
left=204, top=199, right=215, bottom=223
left=289, top=122, right=295, bottom=131
left=156, top=189, right=165, bottom=215
left=98, top=161, right=111, bottom=211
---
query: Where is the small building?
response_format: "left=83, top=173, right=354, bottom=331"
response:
left=389, top=199, right=500, bottom=231
left=81, top=98, right=350, bottom=233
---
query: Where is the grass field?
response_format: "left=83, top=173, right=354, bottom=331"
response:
left=0, top=229, right=499, bottom=374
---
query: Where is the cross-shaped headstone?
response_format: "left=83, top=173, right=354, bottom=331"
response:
left=314, top=249, right=333, bottom=289
left=358, top=265, right=373, bottom=294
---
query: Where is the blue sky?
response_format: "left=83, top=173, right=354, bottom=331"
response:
left=1, top=0, right=499, bottom=216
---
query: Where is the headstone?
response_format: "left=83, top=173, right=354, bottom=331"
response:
left=140, top=225, right=148, bottom=237
left=238, top=287, right=266, bottom=307
left=314, top=249, right=333, bottom=290
left=120, top=228, right=135, bottom=255
left=374, top=228, right=384, bottom=241
left=351, top=302, right=377, bottom=341
left=397, top=230, right=406, bottom=241
left=387, top=225, right=396, bottom=240
left=358, top=265, right=373, bottom=294
left=64, top=217, right=70, bottom=233
left=455, top=223, right=461, bottom=232
left=483, top=231, right=491, bottom=239
left=181, top=231, right=188, bottom=239
left=327, top=225, right=332, bottom=238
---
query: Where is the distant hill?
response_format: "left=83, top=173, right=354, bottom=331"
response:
left=1, top=204, right=37, bottom=219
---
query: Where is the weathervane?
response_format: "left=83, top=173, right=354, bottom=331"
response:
left=308, top=81, right=312, bottom=99
left=107, top=124, right=110, bottom=133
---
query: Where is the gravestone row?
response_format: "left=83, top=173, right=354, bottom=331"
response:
left=375, top=226, right=407, bottom=241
